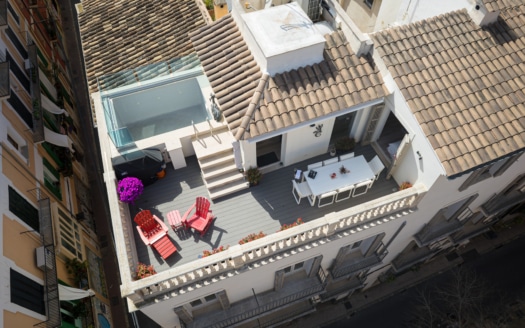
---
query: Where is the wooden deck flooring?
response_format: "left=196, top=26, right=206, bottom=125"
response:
left=132, top=145, right=399, bottom=272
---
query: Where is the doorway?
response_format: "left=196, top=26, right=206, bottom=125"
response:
left=329, top=112, right=356, bottom=146
left=256, top=135, right=282, bottom=168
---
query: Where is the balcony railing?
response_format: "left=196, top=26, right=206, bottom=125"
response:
left=0, top=50, right=9, bottom=98
left=331, top=243, right=388, bottom=278
left=321, top=274, right=366, bottom=301
left=32, top=189, right=61, bottom=327
left=414, top=219, right=463, bottom=247
left=28, top=42, right=45, bottom=142
left=391, top=245, right=435, bottom=273
left=481, top=192, right=525, bottom=217
left=120, top=185, right=426, bottom=306
left=206, top=268, right=326, bottom=328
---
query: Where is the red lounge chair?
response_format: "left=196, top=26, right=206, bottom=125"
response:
left=182, top=197, right=215, bottom=236
left=134, top=210, right=177, bottom=259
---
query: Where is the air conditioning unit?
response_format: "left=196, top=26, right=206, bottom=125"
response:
left=36, top=246, right=54, bottom=270
left=311, top=295, right=321, bottom=304
left=24, top=59, right=31, bottom=70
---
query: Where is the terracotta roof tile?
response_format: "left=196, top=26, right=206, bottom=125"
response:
left=372, top=7, right=525, bottom=176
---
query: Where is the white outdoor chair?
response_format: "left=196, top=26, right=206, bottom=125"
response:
left=307, top=162, right=323, bottom=171
left=336, top=184, right=354, bottom=202
left=323, top=158, right=339, bottom=166
left=292, top=180, right=314, bottom=206
left=368, top=155, right=385, bottom=181
left=352, top=179, right=374, bottom=197
left=339, top=152, right=355, bottom=161
left=318, top=190, right=337, bottom=208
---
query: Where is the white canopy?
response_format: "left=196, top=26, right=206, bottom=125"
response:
left=44, top=127, right=74, bottom=153
left=41, top=93, right=68, bottom=116
left=58, top=285, right=95, bottom=301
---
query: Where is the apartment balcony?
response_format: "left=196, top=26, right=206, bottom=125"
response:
left=414, top=219, right=463, bottom=247
left=481, top=191, right=525, bottom=218
left=0, top=52, right=9, bottom=99
left=330, top=243, right=388, bottom=279
left=186, top=270, right=326, bottom=328
left=321, top=274, right=366, bottom=302
left=28, top=43, right=45, bottom=142
left=115, top=145, right=427, bottom=307
left=449, top=219, right=491, bottom=244
left=391, top=242, right=435, bottom=273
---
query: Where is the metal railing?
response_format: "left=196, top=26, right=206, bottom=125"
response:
left=414, top=219, right=463, bottom=247
left=0, top=0, right=7, bottom=27
left=331, top=243, right=388, bottom=278
left=0, top=50, right=9, bottom=98
left=32, top=190, right=61, bottom=327
left=208, top=282, right=325, bottom=328
left=28, top=42, right=45, bottom=142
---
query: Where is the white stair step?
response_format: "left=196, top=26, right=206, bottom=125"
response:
left=209, top=181, right=250, bottom=200
left=202, top=163, right=239, bottom=180
left=193, top=131, right=234, bottom=159
left=205, top=171, right=245, bottom=189
left=199, top=153, right=235, bottom=170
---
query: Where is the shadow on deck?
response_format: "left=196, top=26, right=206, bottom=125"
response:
left=131, top=145, right=399, bottom=272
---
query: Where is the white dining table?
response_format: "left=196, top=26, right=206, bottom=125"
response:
left=304, top=155, right=375, bottom=204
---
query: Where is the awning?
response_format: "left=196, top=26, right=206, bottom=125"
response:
left=44, top=127, right=74, bottom=153
left=41, top=94, right=68, bottom=116
left=58, top=285, right=95, bottom=301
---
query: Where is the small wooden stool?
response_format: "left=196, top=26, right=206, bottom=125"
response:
left=167, top=210, right=183, bottom=231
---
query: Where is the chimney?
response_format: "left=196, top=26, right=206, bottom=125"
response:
left=469, top=2, right=500, bottom=27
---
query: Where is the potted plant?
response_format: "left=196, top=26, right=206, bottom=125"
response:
left=335, top=136, right=356, bottom=154
left=117, top=177, right=144, bottom=204
left=278, top=218, right=304, bottom=231
left=245, top=167, right=262, bottom=186
left=135, top=263, right=156, bottom=280
left=399, top=181, right=412, bottom=190
left=239, top=231, right=266, bottom=244
left=339, top=165, right=349, bottom=174
left=65, top=258, right=89, bottom=288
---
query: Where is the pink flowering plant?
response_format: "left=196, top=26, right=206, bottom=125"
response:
left=202, top=245, right=229, bottom=258
left=135, top=262, right=156, bottom=280
left=239, top=231, right=267, bottom=245
left=117, top=177, right=144, bottom=204
left=278, top=218, right=304, bottom=231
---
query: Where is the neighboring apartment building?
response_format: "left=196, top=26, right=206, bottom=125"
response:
left=0, top=0, right=112, bottom=327
left=77, top=0, right=524, bottom=327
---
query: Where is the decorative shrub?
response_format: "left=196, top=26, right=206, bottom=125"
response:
left=239, top=231, right=267, bottom=245
left=245, top=167, right=262, bottom=186
left=335, top=136, right=356, bottom=152
left=117, top=177, right=144, bottom=204
left=399, top=181, right=413, bottom=190
left=135, top=263, right=156, bottom=280
left=279, top=218, right=304, bottom=232
left=202, top=245, right=229, bottom=258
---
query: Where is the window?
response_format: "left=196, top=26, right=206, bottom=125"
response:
left=189, top=293, right=218, bottom=308
left=56, top=207, right=83, bottom=260
left=6, top=51, right=30, bottom=92
left=7, top=2, right=20, bottom=25
left=283, top=261, right=304, bottom=274
left=5, top=27, right=28, bottom=59
left=7, top=89, right=33, bottom=128
left=459, top=153, right=522, bottom=191
left=364, top=0, right=374, bottom=9
left=10, top=269, right=45, bottom=315
left=8, top=186, right=39, bottom=232
left=43, top=157, right=62, bottom=200
left=7, top=126, right=29, bottom=161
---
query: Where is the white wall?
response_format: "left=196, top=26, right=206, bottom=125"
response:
left=283, top=118, right=335, bottom=166
left=374, top=0, right=472, bottom=31
left=140, top=215, right=410, bottom=327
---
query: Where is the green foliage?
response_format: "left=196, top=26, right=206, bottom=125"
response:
left=245, top=167, right=262, bottom=186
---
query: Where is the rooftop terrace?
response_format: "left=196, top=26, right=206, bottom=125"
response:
left=130, top=145, right=399, bottom=272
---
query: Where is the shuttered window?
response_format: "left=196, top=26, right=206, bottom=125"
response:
left=8, top=186, right=39, bottom=232
left=10, top=269, right=45, bottom=315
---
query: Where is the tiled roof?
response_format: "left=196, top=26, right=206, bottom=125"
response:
left=483, top=0, right=523, bottom=12
left=191, top=15, right=387, bottom=140
left=372, top=8, right=525, bottom=177
left=78, top=0, right=207, bottom=95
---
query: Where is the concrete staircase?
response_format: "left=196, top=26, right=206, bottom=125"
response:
left=192, top=129, right=249, bottom=200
